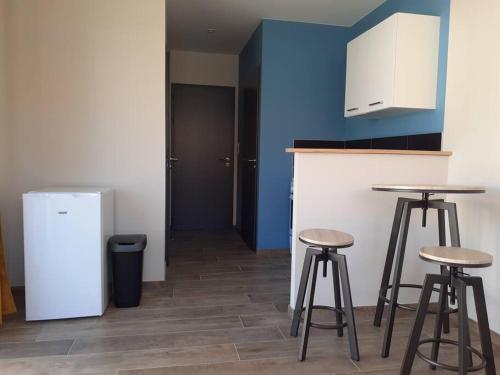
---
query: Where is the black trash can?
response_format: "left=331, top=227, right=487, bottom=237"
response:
left=108, top=234, right=147, bottom=308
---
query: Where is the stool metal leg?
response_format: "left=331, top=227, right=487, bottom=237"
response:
left=447, top=203, right=461, bottom=247
left=331, top=249, right=344, bottom=338
left=299, top=256, right=320, bottom=361
left=460, top=285, right=473, bottom=369
left=437, top=205, right=447, bottom=247
left=444, top=203, right=474, bottom=366
left=430, top=281, right=448, bottom=369
left=449, top=204, right=473, bottom=366
left=427, top=201, right=461, bottom=247
left=440, top=265, right=451, bottom=335
left=401, top=274, right=446, bottom=374
left=374, top=197, right=409, bottom=327
left=382, top=201, right=418, bottom=358
left=332, top=252, right=360, bottom=361
left=291, top=248, right=316, bottom=337
left=456, top=278, right=468, bottom=375
left=470, top=277, right=497, bottom=375
left=437, top=205, right=451, bottom=334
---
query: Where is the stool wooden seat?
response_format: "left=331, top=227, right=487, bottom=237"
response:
left=420, top=246, right=493, bottom=268
left=299, top=228, right=354, bottom=248
left=402, top=247, right=496, bottom=374
left=291, top=228, right=359, bottom=362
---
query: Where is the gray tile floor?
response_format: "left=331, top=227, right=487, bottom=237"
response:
left=0, top=231, right=498, bottom=374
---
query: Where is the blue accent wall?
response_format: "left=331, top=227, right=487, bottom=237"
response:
left=257, top=20, right=347, bottom=249
left=239, top=0, right=450, bottom=250
left=345, top=0, right=450, bottom=139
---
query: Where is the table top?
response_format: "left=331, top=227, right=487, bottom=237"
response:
left=372, top=184, right=486, bottom=194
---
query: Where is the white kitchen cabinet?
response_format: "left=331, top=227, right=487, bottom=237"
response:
left=344, top=13, right=440, bottom=118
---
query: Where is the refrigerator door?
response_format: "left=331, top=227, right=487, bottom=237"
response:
left=23, top=192, right=103, bottom=320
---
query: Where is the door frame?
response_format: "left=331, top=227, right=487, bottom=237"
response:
left=165, top=50, right=171, bottom=266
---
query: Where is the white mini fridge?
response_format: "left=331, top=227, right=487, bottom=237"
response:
left=23, top=188, right=114, bottom=321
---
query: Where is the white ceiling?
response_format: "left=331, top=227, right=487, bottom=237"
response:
left=167, top=0, right=386, bottom=54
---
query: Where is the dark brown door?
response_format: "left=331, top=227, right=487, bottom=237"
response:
left=171, top=84, right=235, bottom=231
left=238, top=68, right=260, bottom=250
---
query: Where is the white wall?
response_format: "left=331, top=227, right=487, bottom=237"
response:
left=0, top=0, right=7, bottom=175
left=170, top=50, right=238, bottom=87
left=2, top=0, right=166, bottom=285
left=0, top=0, right=11, bottom=246
left=443, top=0, right=500, bottom=332
left=169, top=50, right=239, bottom=224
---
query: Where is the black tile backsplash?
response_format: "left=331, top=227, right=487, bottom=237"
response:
left=345, top=139, right=372, bottom=149
left=293, top=140, right=345, bottom=149
left=294, top=133, right=442, bottom=152
left=407, top=133, right=442, bottom=151
left=371, top=135, right=408, bottom=150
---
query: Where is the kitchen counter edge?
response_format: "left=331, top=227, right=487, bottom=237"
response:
left=286, top=148, right=452, bottom=156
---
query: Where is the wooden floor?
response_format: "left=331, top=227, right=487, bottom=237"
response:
left=0, top=231, right=498, bottom=374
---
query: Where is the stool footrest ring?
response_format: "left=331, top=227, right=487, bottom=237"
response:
left=298, top=305, right=348, bottom=330
left=379, top=284, right=459, bottom=314
left=416, top=338, right=486, bottom=372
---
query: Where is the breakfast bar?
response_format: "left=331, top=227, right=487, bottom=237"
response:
left=287, top=148, right=453, bottom=312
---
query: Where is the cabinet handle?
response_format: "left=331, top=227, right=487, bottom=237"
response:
left=369, top=101, right=384, bottom=106
left=347, top=107, right=359, bottom=112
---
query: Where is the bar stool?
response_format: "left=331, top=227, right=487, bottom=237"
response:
left=372, top=184, right=486, bottom=358
left=402, top=246, right=496, bottom=375
left=290, top=228, right=360, bottom=362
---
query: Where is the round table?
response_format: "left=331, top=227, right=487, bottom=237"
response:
left=372, top=184, right=485, bottom=194
left=371, top=184, right=485, bottom=358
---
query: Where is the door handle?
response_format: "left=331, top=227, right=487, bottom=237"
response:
left=249, top=159, right=257, bottom=169
left=219, top=157, right=231, bottom=162
left=242, top=159, right=257, bottom=169
left=169, top=157, right=178, bottom=169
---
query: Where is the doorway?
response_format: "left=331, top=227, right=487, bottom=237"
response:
left=237, top=67, right=260, bottom=250
left=170, top=84, right=235, bottom=231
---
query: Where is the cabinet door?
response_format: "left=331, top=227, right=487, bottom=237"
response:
left=364, top=15, right=398, bottom=112
left=345, top=34, right=368, bottom=117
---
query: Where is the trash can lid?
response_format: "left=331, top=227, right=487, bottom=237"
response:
left=108, top=234, right=147, bottom=252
